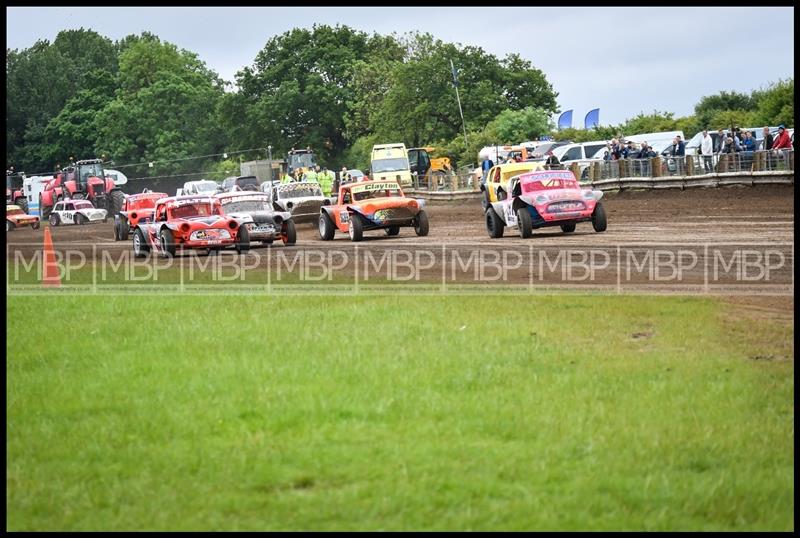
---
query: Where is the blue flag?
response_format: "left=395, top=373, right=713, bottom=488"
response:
left=584, top=108, right=600, bottom=129
left=557, top=110, right=573, bottom=130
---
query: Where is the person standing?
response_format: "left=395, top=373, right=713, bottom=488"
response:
left=317, top=166, right=334, bottom=197
left=304, top=165, right=319, bottom=182
left=701, top=129, right=714, bottom=173
left=772, top=125, right=792, bottom=150
left=761, top=127, right=774, bottom=151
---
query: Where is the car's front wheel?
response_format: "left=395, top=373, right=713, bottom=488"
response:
left=281, top=220, right=296, bottom=246
left=49, top=213, right=60, bottom=227
left=561, top=223, right=576, bottom=233
left=592, top=202, right=607, bottom=232
left=348, top=213, right=363, bottom=242
left=235, top=224, right=250, bottom=253
left=414, top=210, right=429, bottom=237
left=159, top=227, right=176, bottom=257
left=516, top=207, right=532, bottom=238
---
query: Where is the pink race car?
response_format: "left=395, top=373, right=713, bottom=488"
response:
left=485, top=169, right=607, bottom=238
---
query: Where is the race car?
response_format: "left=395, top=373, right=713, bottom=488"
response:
left=481, top=161, right=546, bottom=208
left=6, top=204, right=40, bottom=231
left=318, top=180, right=429, bottom=242
left=215, top=191, right=296, bottom=246
left=484, top=169, right=607, bottom=238
left=113, top=190, right=169, bottom=241
left=48, top=199, right=108, bottom=227
left=132, top=195, right=248, bottom=257
left=264, top=181, right=330, bottom=224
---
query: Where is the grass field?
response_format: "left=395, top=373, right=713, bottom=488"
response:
left=6, top=294, right=794, bottom=531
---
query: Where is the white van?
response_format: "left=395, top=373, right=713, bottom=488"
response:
left=371, top=143, right=412, bottom=186
left=22, top=175, right=54, bottom=215
left=553, top=141, right=608, bottom=179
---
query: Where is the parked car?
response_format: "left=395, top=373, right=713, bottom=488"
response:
left=48, top=199, right=108, bottom=227
left=114, top=190, right=168, bottom=241
left=221, top=175, right=260, bottom=192
left=552, top=141, right=608, bottom=180
left=131, top=195, right=247, bottom=257
left=318, top=180, right=428, bottom=242
left=176, top=180, right=219, bottom=196
left=216, top=191, right=296, bottom=246
left=6, top=204, right=40, bottom=231
left=484, top=169, right=607, bottom=238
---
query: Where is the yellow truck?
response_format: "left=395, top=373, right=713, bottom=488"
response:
left=370, top=143, right=412, bottom=187
left=408, top=146, right=455, bottom=189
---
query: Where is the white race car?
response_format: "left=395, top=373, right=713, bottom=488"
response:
left=49, top=199, right=108, bottom=226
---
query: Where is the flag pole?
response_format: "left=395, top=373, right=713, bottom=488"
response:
left=451, top=59, right=468, bottom=148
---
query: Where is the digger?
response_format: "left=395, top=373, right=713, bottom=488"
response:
left=286, top=148, right=317, bottom=179
left=407, top=146, right=456, bottom=189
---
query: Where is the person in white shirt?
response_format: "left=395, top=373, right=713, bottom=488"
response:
left=700, top=129, right=715, bottom=173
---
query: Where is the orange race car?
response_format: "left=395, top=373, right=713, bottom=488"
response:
left=318, top=180, right=429, bottom=242
left=113, top=190, right=169, bottom=240
left=6, top=204, right=40, bottom=232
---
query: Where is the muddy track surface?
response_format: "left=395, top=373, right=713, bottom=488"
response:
left=7, top=184, right=795, bottom=312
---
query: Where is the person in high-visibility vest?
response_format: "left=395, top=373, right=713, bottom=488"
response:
left=317, top=166, right=334, bottom=196
left=280, top=167, right=293, bottom=184
left=303, top=165, right=318, bottom=182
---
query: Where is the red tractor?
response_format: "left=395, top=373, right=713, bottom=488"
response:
left=40, top=159, right=124, bottom=219
left=6, top=170, right=28, bottom=214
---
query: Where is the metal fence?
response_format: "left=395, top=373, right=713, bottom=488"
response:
left=585, top=150, right=793, bottom=182
left=411, top=166, right=478, bottom=191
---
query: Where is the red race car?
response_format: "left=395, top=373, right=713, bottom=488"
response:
left=131, top=195, right=248, bottom=257
left=114, top=190, right=168, bottom=241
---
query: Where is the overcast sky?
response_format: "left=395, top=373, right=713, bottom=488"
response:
left=6, top=6, right=794, bottom=127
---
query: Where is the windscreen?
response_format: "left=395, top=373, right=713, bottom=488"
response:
left=277, top=182, right=323, bottom=199
left=170, top=202, right=216, bottom=219
left=220, top=197, right=270, bottom=213
left=371, top=158, right=409, bottom=173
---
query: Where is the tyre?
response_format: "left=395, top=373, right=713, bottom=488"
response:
left=109, top=189, right=125, bottom=215
left=592, top=202, right=607, bottom=232
left=49, top=213, right=60, bottom=227
left=516, top=207, right=532, bottom=238
left=485, top=207, right=505, bottom=239
left=414, top=210, right=429, bottom=237
left=281, top=219, right=296, bottom=246
left=77, top=213, right=87, bottom=225
left=385, top=226, right=400, bottom=236
left=348, top=213, right=363, bottom=242
left=133, top=228, right=149, bottom=258
left=481, top=189, right=490, bottom=210
left=159, top=227, right=176, bottom=257
left=561, top=223, right=576, bottom=233
left=235, top=224, right=250, bottom=253
left=32, top=221, right=40, bottom=230
left=16, top=198, right=28, bottom=214
left=119, top=217, right=129, bottom=241
left=319, top=211, right=335, bottom=241
left=497, top=188, right=507, bottom=201
left=113, top=218, right=120, bottom=241
left=6, top=220, right=13, bottom=232
left=40, top=196, right=52, bottom=220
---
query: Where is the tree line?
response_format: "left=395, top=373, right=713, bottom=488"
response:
left=6, top=26, right=794, bottom=183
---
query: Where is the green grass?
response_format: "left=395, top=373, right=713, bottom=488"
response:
left=6, top=295, right=794, bottom=531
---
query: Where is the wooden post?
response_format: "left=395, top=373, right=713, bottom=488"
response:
left=650, top=157, right=662, bottom=177
left=569, top=163, right=580, bottom=179
left=685, top=156, right=694, bottom=176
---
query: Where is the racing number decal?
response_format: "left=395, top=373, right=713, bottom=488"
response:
left=504, top=203, right=516, bottom=225
left=63, top=211, right=74, bottom=223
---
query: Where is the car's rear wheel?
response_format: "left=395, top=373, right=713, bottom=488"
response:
left=32, top=221, right=40, bottom=230
left=319, top=212, right=335, bottom=241
left=348, top=213, right=363, bottom=242
left=281, top=220, right=296, bottom=246
left=385, top=226, right=400, bottom=236
left=486, top=207, right=504, bottom=239
left=561, top=223, right=576, bottom=233
left=516, top=207, right=532, bottom=238
left=414, top=210, right=429, bottom=237
left=119, top=218, right=129, bottom=241
left=159, top=227, right=176, bottom=257
left=133, top=229, right=149, bottom=258
left=592, top=202, right=607, bottom=232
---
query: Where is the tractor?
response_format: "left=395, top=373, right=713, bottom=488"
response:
left=39, top=159, right=124, bottom=219
left=286, top=148, right=317, bottom=179
left=6, top=169, right=28, bottom=213
left=407, top=147, right=456, bottom=189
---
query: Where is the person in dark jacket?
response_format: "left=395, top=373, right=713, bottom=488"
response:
left=761, top=127, right=774, bottom=150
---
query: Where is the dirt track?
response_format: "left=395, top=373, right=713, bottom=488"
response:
left=7, top=184, right=795, bottom=312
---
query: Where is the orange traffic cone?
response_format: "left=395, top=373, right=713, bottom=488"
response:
left=42, top=227, right=61, bottom=288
